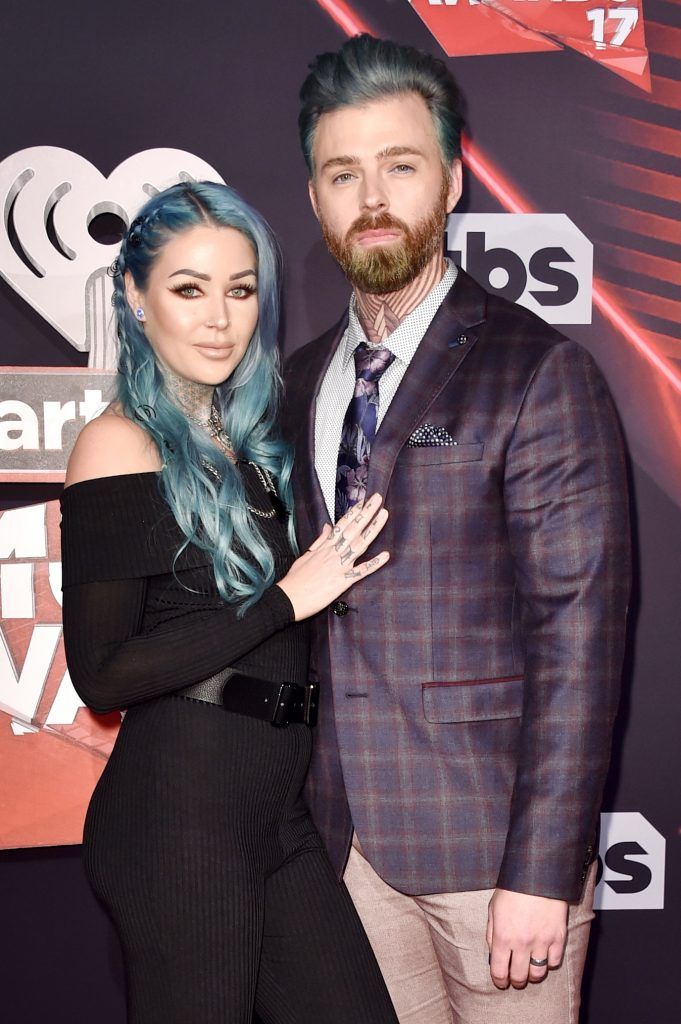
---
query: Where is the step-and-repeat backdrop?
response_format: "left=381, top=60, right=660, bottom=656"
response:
left=1, top=1, right=678, bottom=1020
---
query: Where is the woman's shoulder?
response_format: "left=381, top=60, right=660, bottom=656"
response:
left=65, top=404, right=162, bottom=489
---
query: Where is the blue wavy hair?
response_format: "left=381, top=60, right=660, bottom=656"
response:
left=112, top=180, right=295, bottom=612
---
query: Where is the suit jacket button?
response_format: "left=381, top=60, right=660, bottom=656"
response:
left=333, top=600, right=349, bottom=617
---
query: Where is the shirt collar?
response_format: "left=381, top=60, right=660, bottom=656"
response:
left=341, top=258, right=458, bottom=369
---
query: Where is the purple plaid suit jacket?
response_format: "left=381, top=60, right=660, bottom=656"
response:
left=282, top=270, right=630, bottom=901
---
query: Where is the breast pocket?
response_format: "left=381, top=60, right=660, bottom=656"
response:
left=403, top=442, right=484, bottom=467
left=422, top=675, right=523, bottom=723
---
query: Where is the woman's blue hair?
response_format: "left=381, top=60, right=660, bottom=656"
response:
left=112, top=180, right=296, bottom=612
left=298, top=34, right=465, bottom=174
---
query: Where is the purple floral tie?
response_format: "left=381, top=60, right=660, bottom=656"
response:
left=335, top=342, right=396, bottom=521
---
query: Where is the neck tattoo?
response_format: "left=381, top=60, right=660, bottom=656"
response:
left=162, top=367, right=236, bottom=459
left=163, top=367, right=215, bottom=427
left=355, top=250, right=446, bottom=344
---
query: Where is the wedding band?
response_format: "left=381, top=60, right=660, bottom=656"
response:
left=529, top=956, right=549, bottom=967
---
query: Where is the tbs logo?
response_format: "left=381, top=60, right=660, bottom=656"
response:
left=446, top=214, right=593, bottom=325
left=594, top=812, right=666, bottom=910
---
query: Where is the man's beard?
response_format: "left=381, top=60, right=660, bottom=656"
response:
left=319, top=176, right=450, bottom=295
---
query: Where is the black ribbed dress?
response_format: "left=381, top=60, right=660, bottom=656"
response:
left=60, top=465, right=398, bottom=1024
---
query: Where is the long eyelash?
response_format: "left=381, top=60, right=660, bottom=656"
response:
left=168, top=281, right=257, bottom=297
left=170, top=282, right=200, bottom=295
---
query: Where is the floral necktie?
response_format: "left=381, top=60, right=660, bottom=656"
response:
left=335, top=342, right=396, bottom=521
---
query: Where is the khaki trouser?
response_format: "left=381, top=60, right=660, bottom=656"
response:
left=345, top=835, right=596, bottom=1024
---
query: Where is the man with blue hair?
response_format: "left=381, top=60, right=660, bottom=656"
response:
left=283, top=33, right=630, bottom=1024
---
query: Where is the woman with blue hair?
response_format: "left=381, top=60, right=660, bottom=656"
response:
left=60, top=181, right=398, bottom=1023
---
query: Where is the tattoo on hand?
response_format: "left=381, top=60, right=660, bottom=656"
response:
left=333, top=534, right=347, bottom=551
left=344, top=568, right=362, bottom=578
left=339, top=546, right=355, bottom=565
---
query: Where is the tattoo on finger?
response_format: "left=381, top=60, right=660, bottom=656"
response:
left=339, top=547, right=355, bottom=565
left=333, top=534, right=347, bottom=551
left=344, top=568, right=362, bottom=578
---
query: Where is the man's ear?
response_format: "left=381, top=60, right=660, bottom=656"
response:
left=446, top=159, right=463, bottom=213
left=124, top=271, right=143, bottom=314
left=308, top=180, right=321, bottom=221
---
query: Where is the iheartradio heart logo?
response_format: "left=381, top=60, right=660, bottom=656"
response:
left=0, top=147, right=225, bottom=368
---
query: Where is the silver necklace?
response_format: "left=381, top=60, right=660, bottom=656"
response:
left=207, top=407, right=236, bottom=459
left=197, top=407, right=282, bottom=520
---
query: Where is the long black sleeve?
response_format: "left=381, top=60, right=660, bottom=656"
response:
left=62, top=576, right=294, bottom=714
left=60, top=470, right=305, bottom=714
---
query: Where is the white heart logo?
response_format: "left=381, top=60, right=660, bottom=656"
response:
left=0, top=147, right=225, bottom=368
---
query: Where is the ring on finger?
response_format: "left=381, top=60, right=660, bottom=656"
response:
left=529, top=956, right=549, bottom=968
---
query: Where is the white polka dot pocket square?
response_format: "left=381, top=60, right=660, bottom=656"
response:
left=407, top=423, right=457, bottom=447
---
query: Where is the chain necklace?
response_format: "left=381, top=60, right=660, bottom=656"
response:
left=195, top=406, right=283, bottom=521
left=206, top=406, right=235, bottom=458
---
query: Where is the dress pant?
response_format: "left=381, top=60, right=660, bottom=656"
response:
left=344, top=834, right=596, bottom=1024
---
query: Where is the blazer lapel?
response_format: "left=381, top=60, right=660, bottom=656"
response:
left=367, top=270, right=488, bottom=500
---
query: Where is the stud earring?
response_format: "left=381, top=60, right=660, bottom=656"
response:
left=135, top=308, right=145, bottom=321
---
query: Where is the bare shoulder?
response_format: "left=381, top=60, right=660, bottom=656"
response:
left=65, top=405, right=162, bottom=487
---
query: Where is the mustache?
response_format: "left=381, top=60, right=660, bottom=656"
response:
left=347, top=212, right=409, bottom=240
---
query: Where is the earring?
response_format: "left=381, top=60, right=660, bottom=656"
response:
left=135, top=308, right=145, bottom=321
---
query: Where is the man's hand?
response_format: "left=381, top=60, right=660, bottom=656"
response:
left=486, top=888, right=568, bottom=989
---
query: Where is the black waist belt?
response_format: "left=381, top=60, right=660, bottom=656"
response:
left=179, top=670, right=318, bottom=728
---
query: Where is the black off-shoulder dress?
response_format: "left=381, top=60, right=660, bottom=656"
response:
left=60, top=465, right=397, bottom=1024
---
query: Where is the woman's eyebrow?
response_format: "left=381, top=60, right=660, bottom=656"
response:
left=167, top=267, right=256, bottom=281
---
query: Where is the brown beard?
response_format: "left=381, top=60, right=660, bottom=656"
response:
left=319, top=175, right=451, bottom=295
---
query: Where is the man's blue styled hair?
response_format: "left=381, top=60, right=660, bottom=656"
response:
left=298, top=34, right=465, bottom=174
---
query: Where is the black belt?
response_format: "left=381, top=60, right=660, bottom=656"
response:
left=179, top=671, right=318, bottom=728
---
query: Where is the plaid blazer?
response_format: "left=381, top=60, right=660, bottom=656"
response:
left=282, top=270, right=630, bottom=901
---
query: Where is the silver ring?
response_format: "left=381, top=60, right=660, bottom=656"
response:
left=529, top=956, right=549, bottom=968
